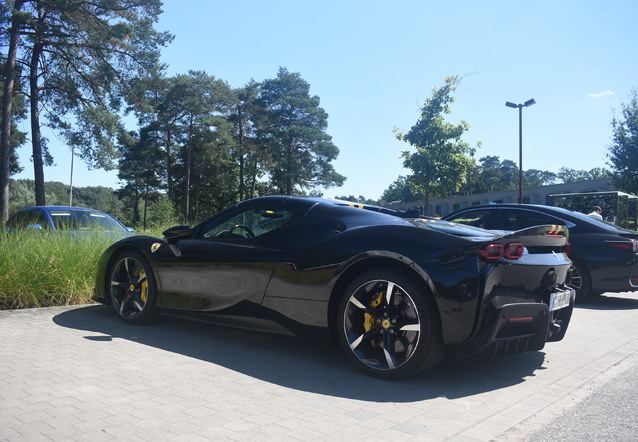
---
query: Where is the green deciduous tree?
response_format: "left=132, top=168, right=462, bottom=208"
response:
left=456, top=156, right=561, bottom=196
left=524, top=169, right=558, bottom=188
left=459, top=156, right=516, bottom=195
left=396, top=76, right=477, bottom=214
left=607, top=90, right=638, bottom=194
left=333, top=195, right=379, bottom=205
left=557, top=167, right=612, bottom=183
left=378, top=176, right=420, bottom=205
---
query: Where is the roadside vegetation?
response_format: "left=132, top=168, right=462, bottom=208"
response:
left=0, top=228, right=164, bottom=310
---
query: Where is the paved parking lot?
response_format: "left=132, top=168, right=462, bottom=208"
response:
left=1, top=293, right=638, bottom=441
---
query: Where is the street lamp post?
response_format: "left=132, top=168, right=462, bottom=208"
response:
left=505, top=98, right=535, bottom=204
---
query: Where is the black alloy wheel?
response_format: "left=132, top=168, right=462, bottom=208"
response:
left=109, top=251, right=157, bottom=324
left=337, top=270, right=444, bottom=379
left=567, top=260, right=591, bottom=302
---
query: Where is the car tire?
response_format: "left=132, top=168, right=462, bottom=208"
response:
left=337, top=270, right=445, bottom=379
left=568, top=260, right=591, bottom=303
left=108, top=251, right=158, bottom=324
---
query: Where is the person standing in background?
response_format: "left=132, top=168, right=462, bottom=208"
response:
left=588, top=206, right=603, bottom=220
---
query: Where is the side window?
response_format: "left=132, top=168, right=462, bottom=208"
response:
left=498, top=210, right=563, bottom=230
left=8, top=210, right=47, bottom=229
left=28, top=210, right=48, bottom=229
left=494, top=211, right=520, bottom=230
left=447, top=210, right=493, bottom=229
left=199, top=206, right=292, bottom=240
left=7, top=212, right=27, bottom=229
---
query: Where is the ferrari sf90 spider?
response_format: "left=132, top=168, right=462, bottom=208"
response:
left=94, top=196, right=574, bottom=379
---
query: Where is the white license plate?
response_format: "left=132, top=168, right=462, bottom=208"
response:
left=549, top=289, right=572, bottom=311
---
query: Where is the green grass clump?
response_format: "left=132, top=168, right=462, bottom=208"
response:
left=0, top=231, right=118, bottom=309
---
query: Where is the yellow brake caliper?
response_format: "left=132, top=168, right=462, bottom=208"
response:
left=139, top=270, right=148, bottom=303
left=363, top=291, right=385, bottom=346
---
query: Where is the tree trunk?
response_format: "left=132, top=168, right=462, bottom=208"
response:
left=143, top=183, right=148, bottom=230
left=193, top=186, right=199, bottom=223
left=133, top=184, right=140, bottom=229
left=238, top=105, right=245, bottom=201
left=29, top=40, right=46, bottom=206
left=165, top=129, right=173, bottom=201
left=286, top=140, right=293, bottom=195
left=184, top=117, right=193, bottom=223
left=250, top=161, right=257, bottom=199
left=0, top=0, right=25, bottom=223
left=423, top=189, right=430, bottom=216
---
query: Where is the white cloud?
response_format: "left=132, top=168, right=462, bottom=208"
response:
left=588, top=90, right=614, bottom=98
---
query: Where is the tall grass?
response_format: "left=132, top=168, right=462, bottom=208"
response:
left=0, top=231, right=123, bottom=309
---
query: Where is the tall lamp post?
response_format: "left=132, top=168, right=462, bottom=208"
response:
left=505, top=98, right=535, bottom=204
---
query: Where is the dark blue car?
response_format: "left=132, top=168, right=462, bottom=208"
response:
left=4, top=206, right=132, bottom=238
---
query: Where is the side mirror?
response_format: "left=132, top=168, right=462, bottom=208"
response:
left=162, top=225, right=192, bottom=258
left=162, top=225, right=192, bottom=244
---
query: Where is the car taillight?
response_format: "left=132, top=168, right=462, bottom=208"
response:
left=480, top=242, right=524, bottom=260
left=480, top=244, right=503, bottom=260
left=504, top=243, right=525, bottom=259
left=607, top=239, right=638, bottom=253
left=564, top=243, right=571, bottom=256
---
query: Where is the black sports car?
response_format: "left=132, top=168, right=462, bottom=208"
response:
left=94, top=196, right=575, bottom=379
left=442, top=204, right=638, bottom=302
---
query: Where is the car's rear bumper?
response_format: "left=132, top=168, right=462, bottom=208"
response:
left=451, top=287, right=575, bottom=360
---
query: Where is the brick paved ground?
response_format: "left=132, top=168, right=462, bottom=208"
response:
left=1, top=293, right=637, bottom=441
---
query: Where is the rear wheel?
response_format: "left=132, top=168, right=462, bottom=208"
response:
left=568, top=260, right=591, bottom=302
left=337, top=270, right=445, bottom=379
left=109, top=251, right=157, bottom=324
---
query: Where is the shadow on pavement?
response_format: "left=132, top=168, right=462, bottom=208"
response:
left=54, top=304, right=546, bottom=403
left=576, top=293, right=638, bottom=311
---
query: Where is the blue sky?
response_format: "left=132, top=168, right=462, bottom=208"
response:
left=13, top=0, right=638, bottom=200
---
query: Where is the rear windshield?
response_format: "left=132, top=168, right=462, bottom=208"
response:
left=565, top=209, right=635, bottom=233
left=408, top=218, right=497, bottom=238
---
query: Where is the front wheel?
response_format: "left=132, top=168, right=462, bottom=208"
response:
left=109, top=251, right=157, bottom=324
left=337, top=270, right=445, bottom=379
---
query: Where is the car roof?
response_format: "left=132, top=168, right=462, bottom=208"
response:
left=449, top=203, right=577, bottom=216
left=444, top=203, right=633, bottom=233
left=16, top=206, right=105, bottom=213
left=238, top=195, right=409, bottom=217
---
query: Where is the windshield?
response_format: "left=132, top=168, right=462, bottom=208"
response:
left=49, top=210, right=127, bottom=232
left=408, top=218, right=498, bottom=238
